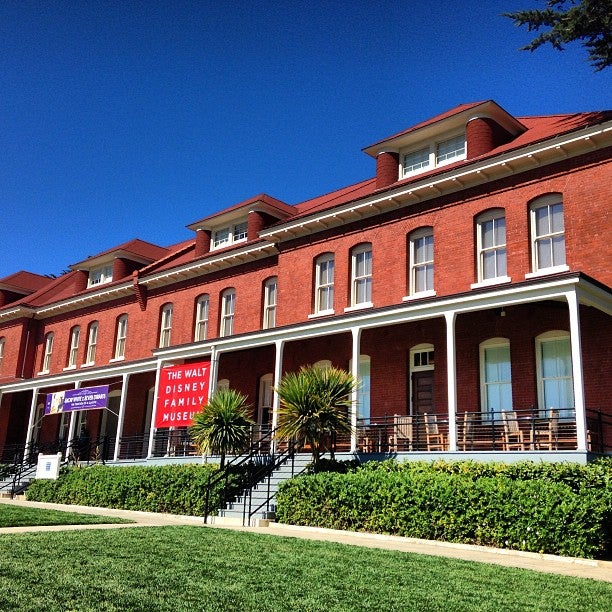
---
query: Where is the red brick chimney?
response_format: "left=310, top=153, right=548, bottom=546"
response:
left=376, top=150, right=400, bottom=189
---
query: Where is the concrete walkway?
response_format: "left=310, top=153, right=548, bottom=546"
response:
left=1, top=498, right=611, bottom=583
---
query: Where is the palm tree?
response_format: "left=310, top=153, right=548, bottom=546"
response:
left=189, top=388, right=254, bottom=468
left=275, top=365, right=357, bottom=464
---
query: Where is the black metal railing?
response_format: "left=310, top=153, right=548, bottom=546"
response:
left=355, top=407, right=610, bottom=453
left=202, top=425, right=294, bottom=522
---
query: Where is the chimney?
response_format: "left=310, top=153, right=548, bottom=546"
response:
left=467, top=117, right=514, bottom=159
left=195, top=228, right=212, bottom=257
left=376, top=150, right=400, bottom=189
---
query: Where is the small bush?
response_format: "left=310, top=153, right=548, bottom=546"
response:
left=26, top=463, right=248, bottom=516
left=276, top=459, right=612, bottom=559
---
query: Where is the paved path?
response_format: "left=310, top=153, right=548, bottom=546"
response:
left=1, top=498, right=611, bottom=583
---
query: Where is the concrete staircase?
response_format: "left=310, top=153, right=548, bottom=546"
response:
left=213, top=453, right=312, bottom=526
left=0, top=463, right=37, bottom=498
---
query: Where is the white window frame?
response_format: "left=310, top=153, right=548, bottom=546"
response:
left=212, top=220, right=248, bottom=251
left=112, top=315, right=128, bottom=360
left=401, top=132, right=466, bottom=178
left=0, top=337, right=4, bottom=372
left=535, top=331, right=574, bottom=419
left=349, top=354, right=371, bottom=421
left=41, top=332, right=54, bottom=374
left=194, top=295, right=210, bottom=342
left=258, top=373, right=274, bottom=426
left=407, top=228, right=435, bottom=298
left=527, top=194, right=568, bottom=277
left=66, top=326, right=80, bottom=369
left=88, top=264, right=113, bottom=287
left=347, top=244, right=372, bottom=310
left=159, top=304, right=173, bottom=348
left=220, top=289, right=235, bottom=337
left=263, top=278, right=277, bottom=330
left=472, top=210, right=510, bottom=288
left=312, top=253, right=335, bottom=317
left=85, top=321, right=98, bottom=365
left=479, top=338, right=513, bottom=420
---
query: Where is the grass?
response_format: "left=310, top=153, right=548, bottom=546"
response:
left=0, top=504, right=130, bottom=528
left=0, top=527, right=610, bottom=611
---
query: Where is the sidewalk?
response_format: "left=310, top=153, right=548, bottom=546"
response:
left=1, top=498, right=611, bottom=583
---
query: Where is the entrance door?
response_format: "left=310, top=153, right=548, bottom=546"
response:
left=412, top=371, right=434, bottom=415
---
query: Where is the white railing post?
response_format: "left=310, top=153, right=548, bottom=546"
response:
left=113, top=373, right=130, bottom=462
left=445, top=311, right=458, bottom=452
left=350, top=327, right=362, bottom=453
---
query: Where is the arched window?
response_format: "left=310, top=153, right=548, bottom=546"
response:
left=194, top=295, right=209, bottom=342
left=159, top=304, right=173, bottom=348
left=114, top=315, right=128, bottom=360
left=409, top=228, right=434, bottom=297
left=262, top=277, right=277, bottom=329
left=67, top=326, right=80, bottom=368
left=350, top=243, right=372, bottom=307
left=220, top=289, right=235, bottom=337
left=529, top=194, right=567, bottom=273
left=314, top=253, right=334, bottom=315
left=479, top=338, right=513, bottom=420
left=41, top=332, right=54, bottom=373
left=85, top=321, right=99, bottom=365
left=475, top=209, right=508, bottom=284
left=536, top=331, right=574, bottom=418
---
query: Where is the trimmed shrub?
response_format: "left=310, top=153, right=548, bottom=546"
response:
left=276, top=459, right=612, bottom=559
left=26, top=463, right=248, bottom=516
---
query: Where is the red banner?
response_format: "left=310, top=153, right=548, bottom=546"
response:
left=155, top=360, right=211, bottom=428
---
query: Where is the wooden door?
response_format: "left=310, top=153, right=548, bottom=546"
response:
left=412, top=371, right=434, bottom=415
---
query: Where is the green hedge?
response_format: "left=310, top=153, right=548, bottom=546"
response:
left=276, top=459, right=612, bottom=559
left=26, top=463, right=246, bottom=516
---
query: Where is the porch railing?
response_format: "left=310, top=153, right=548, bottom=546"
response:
left=356, top=407, right=610, bottom=454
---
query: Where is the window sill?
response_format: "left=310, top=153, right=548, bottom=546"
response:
left=109, top=357, right=125, bottom=363
left=403, top=290, right=436, bottom=302
left=63, top=365, right=77, bottom=372
left=37, top=370, right=50, bottom=376
left=80, top=362, right=95, bottom=368
left=525, top=265, right=569, bottom=279
left=344, top=302, right=373, bottom=313
left=470, top=276, right=512, bottom=290
left=308, top=309, right=335, bottom=319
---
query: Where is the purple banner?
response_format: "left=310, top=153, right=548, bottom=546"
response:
left=45, top=385, right=109, bottom=415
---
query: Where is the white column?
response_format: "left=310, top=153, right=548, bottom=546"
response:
left=24, top=387, right=39, bottom=450
left=65, top=381, right=81, bottom=457
left=113, top=373, right=130, bottom=462
left=350, top=327, right=362, bottom=452
left=271, top=339, right=285, bottom=438
left=445, top=311, right=458, bottom=452
left=567, top=290, right=588, bottom=451
left=208, top=345, right=219, bottom=400
left=147, top=360, right=165, bottom=458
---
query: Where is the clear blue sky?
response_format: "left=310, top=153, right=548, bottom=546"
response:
left=1, top=0, right=610, bottom=279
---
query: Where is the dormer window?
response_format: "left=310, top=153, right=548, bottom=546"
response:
left=402, top=132, right=466, bottom=178
left=88, top=264, right=113, bottom=287
left=212, top=221, right=248, bottom=250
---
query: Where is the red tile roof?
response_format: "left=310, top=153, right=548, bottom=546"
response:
left=0, top=270, right=52, bottom=293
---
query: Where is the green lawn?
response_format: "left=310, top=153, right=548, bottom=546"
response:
left=0, top=527, right=609, bottom=611
left=0, top=504, right=130, bottom=528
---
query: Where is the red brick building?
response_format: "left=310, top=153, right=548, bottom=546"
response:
left=0, top=100, right=610, bottom=463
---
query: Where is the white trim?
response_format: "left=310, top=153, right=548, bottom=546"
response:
left=350, top=243, right=373, bottom=307
left=479, top=337, right=513, bottom=418
left=314, top=253, right=335, bottom=314
left=344, top=302, right=373, bottom=313
left=525, top=265, right=569, bottom=279
left=403, top=290, right=436, bottom=301
left=471, top=277, right=511, bottom=289
left=308, top=309, right=335, bottom=319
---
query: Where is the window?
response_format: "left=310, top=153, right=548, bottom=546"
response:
left=85, top=321, right=98, bottom=364
left=194, top=295, right=210, bottom=342
left=88, top=264, right=113, bottom=287
left=480, top=339, right=513, bottom=419
left=67, top=326, right=80, bottom=368
left=402, top=132, right=466, bottom=178
left=114, top=315, right=128, bottom=359
left=349, top=355, right=371, bottom=421
left=436, top=134, right=465, bottom=165
left=536, top=332, right=574, bottom=418
left=350, top=244, right=372, bottom=307
left=220, top=289, right=235, bottom=337
left=475, top=210, right=508, bottom=284
left=212, top=221, right=248, bottom=250
left=159, top=304, right=173, bottom=348
left=409, top=228, right=434, bottom=296
left=314, top=254, right=334, bottom=314
left=530, top=194, right=567, bottom=273
left=263, top=277, right=277, bottom=329
left=41, top=332, right=54, bottom=373
left=258, top=373, right=274, bottom=426
left=0, top=337, right=4, bottom=372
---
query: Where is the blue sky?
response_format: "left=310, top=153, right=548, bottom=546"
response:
left=1, top=1, right=610, bottom=279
